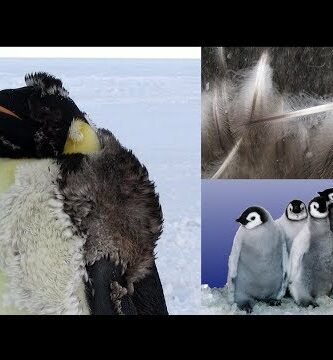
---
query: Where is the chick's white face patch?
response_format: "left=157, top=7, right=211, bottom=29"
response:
left=328, top=193, right=333, bottom=203
left=309, top=202, right=328, bottom=219
left=245, top=212, right=263, bottom=230
left=287, top=204, right=308, bottom=221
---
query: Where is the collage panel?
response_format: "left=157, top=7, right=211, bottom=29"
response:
left=0, top=49, right=201, bottom=315
left=202, top=47, right=333, bottom=179
left=201, top=180, right=333, bottom=314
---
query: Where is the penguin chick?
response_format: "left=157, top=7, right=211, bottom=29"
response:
left=58, top=129, right=168, bottom=315
left=0, top=73, right=167, bottom=315
left=276, top=200, right=308, bottom=254
left=318, top=188, right=333, bottom=232
left=289, top=196, right=333, bottom=307
left=227, top=206, right=288, bottom=313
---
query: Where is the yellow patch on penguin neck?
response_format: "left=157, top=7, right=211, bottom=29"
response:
left=63, top=118, right=101, bottom=155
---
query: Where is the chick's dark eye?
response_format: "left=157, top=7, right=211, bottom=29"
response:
left=251, top=216, right=255, bottom=221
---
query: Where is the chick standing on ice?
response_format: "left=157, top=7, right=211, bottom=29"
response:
left=289, top=196, right=333, bottom=307
left=276, top=200, right=308, bottom=254
left=227, top=206, right=288, bottom=313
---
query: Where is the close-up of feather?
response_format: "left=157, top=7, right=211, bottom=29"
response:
left=202, top=47, right=333, bottom=179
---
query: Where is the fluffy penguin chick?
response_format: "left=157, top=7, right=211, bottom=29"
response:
left=276, top=200, right=308, bottom=254
left=318, top=188, right=333, bottom=232
left=0, top=73, right=168, bottom=315
left=289, top=196, right=333, bottom=307
left=227, top=206, right=288, bottom=313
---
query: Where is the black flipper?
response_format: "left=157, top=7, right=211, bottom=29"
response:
left=85, top=257, right=137, bottom=315
left=131, top=262, right=168, bottom=315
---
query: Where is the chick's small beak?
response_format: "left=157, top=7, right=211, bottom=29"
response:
left=236, top=217, right=248, bottom=226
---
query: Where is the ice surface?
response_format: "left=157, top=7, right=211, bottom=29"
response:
left=0, top=58, right=201, bottom=314
left=201, top=285, right=333, bottom=315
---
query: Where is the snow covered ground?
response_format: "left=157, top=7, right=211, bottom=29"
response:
left=0, top=58, right=201, bottom=314
left=201, top=285, right=333, bottom=315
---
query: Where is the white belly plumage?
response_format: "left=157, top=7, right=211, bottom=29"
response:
left=0, top=159, right=90, bottom=315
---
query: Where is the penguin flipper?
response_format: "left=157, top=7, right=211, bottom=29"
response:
left=227, top=229, right=243, bottom=302
left=288, top=226, right=311, bottom=304
left=277, top=231, right=289, bottom=300
left=131, top=262, right=168, bottom=315
left=289, top=226, right=310, bottom=283
left=85, top=257, right=137, bottom=315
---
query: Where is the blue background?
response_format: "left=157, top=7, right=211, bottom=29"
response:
left=201, top=179, right=333, bottom=288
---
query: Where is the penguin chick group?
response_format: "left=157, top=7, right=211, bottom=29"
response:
left=228, top=189, right=333, bottom=313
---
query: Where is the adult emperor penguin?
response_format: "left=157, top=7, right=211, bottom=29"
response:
left=276, top=200, right=308, bottom=254
left=318, top=188, right=333, bottom=232
left=227, top=206, right=288, bottom=313
left=289, top=196, right=333, bottom=307
left=0, top=72, right=168, bottom=315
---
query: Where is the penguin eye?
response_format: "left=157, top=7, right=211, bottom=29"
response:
left=330, top=194, right=333, bottom=200
left=250, top=216, right=255, bottom=221
left=314, top=203, right=319, bottom=209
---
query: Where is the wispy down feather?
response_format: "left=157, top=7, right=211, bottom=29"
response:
left=202, top=47, right=333, bottom=179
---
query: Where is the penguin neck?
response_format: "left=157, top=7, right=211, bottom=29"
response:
left=284, top=212, right=307, bottom=223
left=329, top=205, right=333, bottom=220
left=309, top=216, right=330, bottom=234
left=0, top=158, right=39, bottom=195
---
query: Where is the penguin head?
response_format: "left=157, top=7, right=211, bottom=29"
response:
left=0, top=72, right=100, bottom=159
left=236, top=206, right=269, bottom=230
left=318, top=188, right=333, bottom=204
left=308, top=196, right=328, bottom=219
left=286, top=199, right=308, bottom=221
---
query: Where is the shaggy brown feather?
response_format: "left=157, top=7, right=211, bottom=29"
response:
left=58, top=129, right=163, bottom=292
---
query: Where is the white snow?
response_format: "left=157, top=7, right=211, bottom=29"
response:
left=201, top=285, right=333, bottom=315
left=0, top=58, right=201, bottom=315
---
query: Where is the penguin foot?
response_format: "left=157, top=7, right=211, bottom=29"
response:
left=239, top=303, right=253, bottom=314
left=267, top=299, right=281, bottom=307
left=110, top=281, right=128, bottom=315
left=298, top=300, right=318, bottom=308
left=284, top=288, right=292, bottom=298
left=309, top=301, right=319, bottom=308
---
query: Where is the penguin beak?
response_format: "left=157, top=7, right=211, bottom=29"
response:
left=236, top=217, right=248, bottom=226
left=0, top=105, right=21, bottom=120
